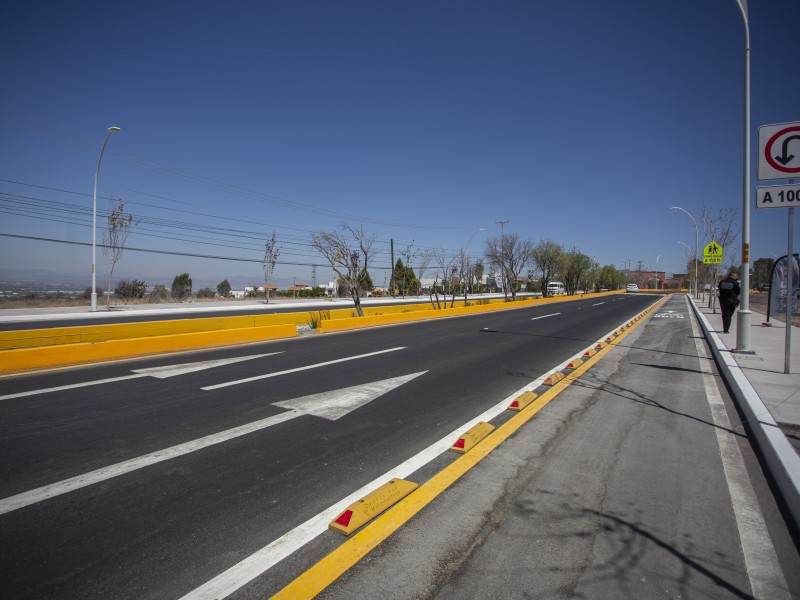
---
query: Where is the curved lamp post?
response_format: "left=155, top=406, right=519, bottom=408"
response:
left=670, top=206, right=698, bottom=300
left=91, top=126, right=121, bottom=312
left=464, top=227, right=486, bottom=293
left=677, top=242, right=693, bottom=295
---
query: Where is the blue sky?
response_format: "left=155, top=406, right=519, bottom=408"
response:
left=0, top=0, right=797, bottom=289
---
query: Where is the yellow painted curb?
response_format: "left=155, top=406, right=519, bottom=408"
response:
left=271, top=297, right=670, bottom=600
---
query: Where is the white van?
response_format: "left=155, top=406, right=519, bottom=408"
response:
left=547, top=281, right=565, bottom=296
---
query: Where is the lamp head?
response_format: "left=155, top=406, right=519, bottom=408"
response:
left=108, top=126, right=121, bottom=133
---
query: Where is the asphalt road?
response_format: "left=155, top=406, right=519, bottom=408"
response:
left=1, top=294, right=797, bottom=599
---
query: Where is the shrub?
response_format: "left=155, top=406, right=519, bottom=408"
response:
left=149, top=284, right=169, bottom=301
left=115, top=279, right=147, bottom=300
left=196, top=288, right=215, bottom=298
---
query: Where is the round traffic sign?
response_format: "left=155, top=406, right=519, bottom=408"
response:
left=765, top=125, right=800, bottom=175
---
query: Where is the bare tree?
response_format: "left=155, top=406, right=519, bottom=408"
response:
left=102, top=196, right=136, bottom=307
left=311, top=224, right=374, bottom=316
left=701, top=206, right=739, bottom=312
left=263, top=232, right=280, bottom=303
left=429, top=248, right=458, bottom=309
left=484, top=233, right=533, bottom=301
left=531, top=239, right=564, bottom=297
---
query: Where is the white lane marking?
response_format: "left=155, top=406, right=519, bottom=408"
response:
left=689, top=305, right=790, bottom=599
left=0, top=372, right=426, bottom=515
left=0, top=374, right=145, bottom=401
left=592, top=302, right=605, bottom=306
left=130, top=353, right=282, bottom=378
left=201, top=347, right=406, bottom=390
left=531, top=313, right=561, bottom=320
left=179, top=346, right=603, bottom=600
left=0, top=353, right=281, bottom=402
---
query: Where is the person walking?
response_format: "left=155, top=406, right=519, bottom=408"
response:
left=717, top=270, right=741, bottom=333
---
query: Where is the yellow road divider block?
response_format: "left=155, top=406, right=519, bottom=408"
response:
left=508, top=391, right=538, bottom=412
left=543, top=372, right=565, bottom=386
left=582, top=348, right=597, bottom=358
left=567, top=358, right=583, bottom=369
left=450, top=422, right=495, bottom=453
left=329, top=479, right=418, bottom=536
left=595, top=341, right=607, bottom=350
left=605, top=335, right=616, bottom=343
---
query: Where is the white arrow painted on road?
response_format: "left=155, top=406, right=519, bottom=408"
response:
left=0, top=371, right=427, bottom=515
left=273, top=372, right=426, bottom=420
left=0, top=353, right=282, bottom=402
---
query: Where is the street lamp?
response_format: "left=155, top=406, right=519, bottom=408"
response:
left=670, top=206, right=698, bottom=301
left=732, top=0, right=752, bottom=353
left=677, top=242, right=693, bottom=295
left=464, top=227, right=486, bottom=293
left=91, top=126, right=121, bottom=312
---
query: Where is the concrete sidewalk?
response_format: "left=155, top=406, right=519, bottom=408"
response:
left=690, top=296, right=800, bottom=530
left=693, top=299, right=800, bottom=437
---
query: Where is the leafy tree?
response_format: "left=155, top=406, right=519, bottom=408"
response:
left=390, top=259, right=419, bottom=297
left=102, top=196, right=137, bottom=306
left=217, top=279, right=232, bottom=297
left=171, top=273, right=192, bottom=299
left=311, top=224, right=374, bottom=316
left=597, top=265, right=625, bottom=290
left=115, top=279, right=147, bottom=300
left=561, top=249, right=595, bottom=295
left=531, top=239, right=564, bottom=297
left=752, top=258, right=774, bottom=289
left=196, top=288, right=215, bottom=298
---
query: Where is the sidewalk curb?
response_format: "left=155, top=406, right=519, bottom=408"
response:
left=689, top=296, right=800, bottom=529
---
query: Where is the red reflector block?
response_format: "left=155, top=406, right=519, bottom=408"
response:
left=508, top=391, right=538, bottom=412
left=329, top=478, right=418, bottom=536
left=334, top=510, right=354, bottom=528
left=583, top=348, right=597, bottom=358
left=543, top=372, right=565, bottom=386
left=595, top=342, right=607, bottom=350
left=566, top=358, right=583, bottom=369
left=450, top=421, right=495, bottom=453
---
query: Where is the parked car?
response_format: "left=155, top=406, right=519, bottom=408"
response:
left=626, top=284, right=639, bottom=293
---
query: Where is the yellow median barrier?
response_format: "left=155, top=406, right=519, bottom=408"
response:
left=0, top=324, right=296, bottom=373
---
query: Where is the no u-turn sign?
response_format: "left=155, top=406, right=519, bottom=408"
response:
left=759, top=121, right=800, bottom=181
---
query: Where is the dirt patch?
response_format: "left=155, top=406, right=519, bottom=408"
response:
left=779, top=423, right=800, bottom=457
left=749, top=292, right=800, bottom=327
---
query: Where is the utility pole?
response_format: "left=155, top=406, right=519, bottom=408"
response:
left=495, top=220, right=509, bottom=299
left=390, top=238, right=395, bottom=297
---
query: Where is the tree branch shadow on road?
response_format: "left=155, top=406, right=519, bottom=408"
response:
left=569, top=371, right=746, bottom=438
left=514, top=488, right=756, bottom=600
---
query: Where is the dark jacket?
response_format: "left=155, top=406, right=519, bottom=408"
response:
left=718, top=276, right=740, bottom=304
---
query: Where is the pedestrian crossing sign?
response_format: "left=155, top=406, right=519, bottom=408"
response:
left=703, top=241, right=723, bottom=264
